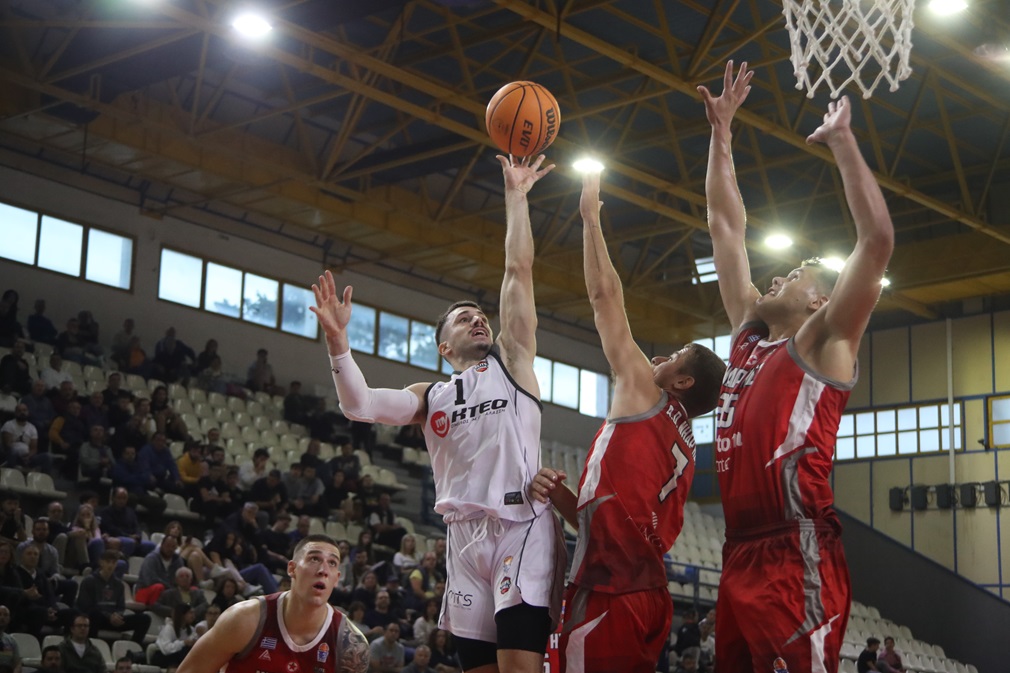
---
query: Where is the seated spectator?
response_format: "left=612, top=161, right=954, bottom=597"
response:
left=40, top=354, right=72, bottom=392
left=56, top=318, right=99, bottom=367
left=135, top=534, right=184, bottom=606
left=49, top=380, right=79, bottom=417
left=37, top=645, right=61, bottom=673
left=223, top=468, right=244, bottom=512
left=0, top=341, right=32, bottom=396
left=369, top=493, right=406, bottom=552
left=204, top=428, right=223, bottom=452
left=329, top=442, right=362, bottom=487
left=152, top=603, right=197, bottom=672
left=238, top=448, right=270, bottom=491
left=110, top=319, right=135, bottom=370
left=363, top=589, right=402, bottom=632
left=347, top=549, right=371, bottom=591
left=78, top=425, right=114, bottom=482
left=393, top=534, right=420, bottom=579
left=288, top=516, right=311, bottom=550
left=426, top=630, right=460, bottom=673
left=211, top=576, right=242, bottom=612
left=415, top=552, right=444, bottom=597
left=27, top=299, right=58, bottom=345
left=356, top=475, right=381, bottom=517
left=412, top=600, right=440, bottom=649
left=698, top=613, right=715, bottom=673
left=195, top=356, right=229, bottom=395
left=109, top=445, right=167, bottom=514
left=432, top=538, right=446, bottom=579
left=0, top=292, right=23, bottom=349
left=67, top=504, right=109, bottom=570
left=368, top=622, right=404, bottom=673
left=204, top=528, right=276, bottom=595
left=123, top=337, right=152, bottom=379
left=0, top=542, right=22, bottom=622
left=195, top=603, right=222, bottom=637
left=75, top=311, right=101, bottom=355
left=403, top=645, right=436, bottom=673
left=139, top=432, right=184, bottom=493
left=2, top=403, right=52, bottom=471
left=300, top=438, right=330, bottom=483
left=76, top=550, right=151, bottom=645
left=674, top=609, right=701, bottom=657
left=98, top=488, right=156, bottom=558
left=20, top=380, right=56, bottom=441
left=249, top=469, right=288, bottom=519
left=877, top=636, right=906, bottom=673
left=49, top=399, right=86, bottom=478
left=245, top=348, right=275, bottom=393
left=858, top=638, right=883, bottom=673
left=346, top=602, right=381, bottom=642
left=287, top=463, right=326, bottom=517
left=0, top=493, right=26, bottom=543
left=351, top=571, right=380, bottom=611
left=204, top=445, right=226, bottom=472
left=259, top=513, right=294, bottom=564
left=0, top=605, right=22, bottom=673
left=44, top=500, right=70, bottom=547
left=177, top=442, right=205, bottom=496
left=15, top=544, right=70, bottom=633
left=102, top=372, right=133, bottom=409
left=79, top=391, right=108, bottom=431
left=151, top=386, right=189, bottom=440
left=324, top=469, right=351, bottom=517
left=59, top=615, right=106, bottom=673
left=194, top=339, right=219, bottom=376
left=674, top=651, right=699, bottom=673
left=16, top=518, right=76, bottom=605
left=113, top=399, right=156, bottom=455
left=193, top=463, right=233, bottom=522
left=284, top=381, right=311, bottom=425
left=309, top=398, right=346, bottom=445
left=160, top=521, right=214, bottom=586
left=350, top=420, right=374, bottom=454
left=154, top=328, right=197, bottom=384
left=154, top=567, right=208, bottom=621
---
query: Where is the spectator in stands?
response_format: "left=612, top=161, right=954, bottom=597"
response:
left=426, top=630, right=459, bottom=673
left=21, top=380, right=56, bottom=441
left=368, top=622, right=404, bottom=673
left=154, top=566, right=208, bottom=621
left=76, top=550, right=151, bottom=645
left=288, top=463, right=326, bottom=517
left=0, top=292, right=23, bottom=349
left=352, top=571, right=380, bottom=610
left=349, top=420, right=374, bottom=455
left=44, top=501, right=70, bottom=546
left=152, top=603, right=197, bottom=672
left=204, top=528, right=276, bottom=596
left=49, top=399, right=85, bottom=478
left=109, top=446, right=165, bottom=514
left=80, top=392, right=108, bottom=431
left=352, top=530, right=376, bottom=567
left=49, top=380, right=79, bottom=417
left=284, top=381, right=311, bottom=425
left=204, top=446, right=226, bottom=472
left=177, top=442, right=205, bottom=497
left=431, top=539, right=446, bottom=579
left=0, top=605, right=22, bottom=673
left=356, top=476, right=381, bottom=520
left=98, top=488, right=155, bottom=558
left=151, top=386, right=189, bottom=441
left=260, top=512, right=294, bottom=564
left=204, top=427, right=222, bottom=450
left=364, top=589, right=402, bottom=632
left=237, top=448, right=270, bottom=491
left=346, top=602, right=381, bottom=642
left=135, top=534, right=184, bottom=606
left=0, top=493, right=26, bottom=543
left=0, top=341, right=33, bottom=396
left=415, top=552, right=443, bottom=597
left=308, top=398, right=345, bottom=445
left=16, top=544, right=70, bottom=633
left=330, top=442, right=362, bottom=487
left=698, top=615, right=715, bottom=673
left=101, top=373, right=132, bottom=409
left=2, top=403, right=52, bottom=470
left=154, top=328, right=197, bottom=384
left=412, top=600, right=440, bottom=649
left=858, top=638, right=883, bottom=673
left=27, top=300, right=58, bottom=345
left=56, top=319, right=98, bottom=367
left=195, top=603, right=222, bottom=637
left=78, top=425, right=113, bottom=483
left=674, top=651, right=698, bottom=673
left=211, top=577, right=242, bottom=613
left=113, top=658, right=132, bottom=673
left=195, top=356, right=230, bottom=396
left=324, top=469, right=351, bottom=518
left=392, top=534, right=419, bottom=580
left=369, top=493, right=406, bottom=552
left=16, top=519, right=76, bottom=606
left=245, top=348, right=275, bottom=393
left=58, top=614, right=106, bottom=673
left=347, top=549, right=371, bottom=591
left=123, top=337, right=152, bottom=379
left=37, top=645, right=61, bottom=673
left=112, top=398, right=155, bottom=456
left=288, top=516, right=311, bottom=550
left=300, top=438, right=330, bottom=483
left=110, top=319, right=135, bottom=370
left=139, top=432, right=183, bottom=493
left=674, top=609, right=701, bottom=658
left=877, top=636, right=905, bottom=673
left=249, top=469, right=288, bottom=519
left=193, top=462, right=232, bottom=522
left=194, top=340, right=219, bottom=376
left=68, top=503, right=108, bottom=569
left=403, top=645, right=436, bottom=673
left=382, top=575, right=409, bottom=622
left=40, top=354, right=72, bottom=392
left=0, top=542, right=22, bottom=619
left=75, top=311, right=101, bottom=353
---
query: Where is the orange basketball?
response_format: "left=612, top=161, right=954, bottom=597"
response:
left=485, top=81, right=561, bottom=158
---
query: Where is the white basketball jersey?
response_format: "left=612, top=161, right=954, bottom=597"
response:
left=422, top=346, right=545, bottom=523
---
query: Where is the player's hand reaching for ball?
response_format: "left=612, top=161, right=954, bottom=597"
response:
left=497, top=154, right=555, bottom=195
left=530, top=466, right=567, bottom=504
left=310, top=270, right=353, bottom=353
left=697, top=60, right=754, bottom=130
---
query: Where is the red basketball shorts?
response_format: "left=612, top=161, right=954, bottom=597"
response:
left=716, top=523, right=851, bottom=673
left=558, top=584, right=672, bottom=673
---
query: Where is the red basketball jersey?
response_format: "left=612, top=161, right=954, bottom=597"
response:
left=569, top=393, right=695, bottom=594
left=716, top=324, right=855, bottom=531
left=225, top=593, right=347, bottom=673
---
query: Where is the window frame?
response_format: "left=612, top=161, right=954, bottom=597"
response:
left=835, top=401, right=964, bottom=461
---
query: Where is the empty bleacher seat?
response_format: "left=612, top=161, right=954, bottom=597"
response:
left=26, top=472, right=67, bottom=499
left=11, top=633, right=41, bottom=667
left=163, top=493, right=199, bottom=520
left=325, top=521, right=347, bottom=539
left=188, top=388, right=207, bottom=404
left=0, top=468, right=29, bottom=495
left=207, top=392, right=227, bottom=408
left=227, top=397, right=247, bottom=414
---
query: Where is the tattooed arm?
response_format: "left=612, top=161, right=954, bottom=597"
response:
left=339, top=619, right=370, bottom=673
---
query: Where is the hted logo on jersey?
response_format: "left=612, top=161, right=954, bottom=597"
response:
left=499, top=576, right=512, bottom=594
left=772, top=657, right=789, bottom=673
left=316, top=643, right=329, bottom=663
left=430, top=411, right=450, bottom=438
left=475, top=360, right=488, bottom=372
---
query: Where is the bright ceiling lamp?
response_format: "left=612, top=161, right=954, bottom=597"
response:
left=573, top=157, right=604, bottom=174
left=764, top=233, right=793, bottom=250
left=232, top=12, right=273, bottom=38
left=928, top=0, right=967, bottom=16
left=820, top=256, right=846, bottom=272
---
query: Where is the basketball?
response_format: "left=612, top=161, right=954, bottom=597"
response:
left=485, top=81, right=561, bottom=158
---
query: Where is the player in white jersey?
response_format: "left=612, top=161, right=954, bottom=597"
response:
left=311, top=154, right=563, bottom=673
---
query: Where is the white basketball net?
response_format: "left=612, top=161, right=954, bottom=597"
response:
left=781, top=0, right=915, bottom=99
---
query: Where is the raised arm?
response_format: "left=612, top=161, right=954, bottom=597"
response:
left=698, top=61, right=761, bottom=332
left=495, top=154, right=554, bottom=393
left=799, top=97, right=894, bottom=377
left=580, top=172, right=657, bottom=417
left=310, top=271, right=427, bottom=425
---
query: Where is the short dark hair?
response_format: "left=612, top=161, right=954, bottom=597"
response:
left=678, top=344, right=727, bottom=418
left=254, top=448, right=270, bottom=459
left=292, top=533, right=339, bottom=560
left=800, top=257, right=841, bottom=296
left=100, top=550, right=122, bottom=563
left=435, top=300, right=483, bottom=344
left=867, top=637, right=881, bottom=646
left=41, top=645, right=60, bottom=658
left=116, top=657, right=133, bottom=667
left=884, top=636, right=895, bottom=644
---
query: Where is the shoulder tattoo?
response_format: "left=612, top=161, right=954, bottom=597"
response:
left=338, top=619, right=370, bottom=673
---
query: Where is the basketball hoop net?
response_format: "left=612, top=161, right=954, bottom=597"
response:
left=781, top=0, right=916, bottom=99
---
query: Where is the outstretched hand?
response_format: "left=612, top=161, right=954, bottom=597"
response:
left=309, top=270, right=352, bottom=341
left=580, top=171, right=603, bottom=220
left=530, top=467, right=567, bottom=504
left=697, top=60, right=754, bottom=129
left=806, top=96, right=853, bottom=145
left=497, top=154, right=555, bottom=195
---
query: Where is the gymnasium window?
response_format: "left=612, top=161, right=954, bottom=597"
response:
left=204, top=262, right=242, bottom=318
left=281, top=285, right=318, bottom=339
left=533, top=357, right=553, bottom=403
left=579, top=370, right=609, bottom=418
left=692, top=256, right=718, bottom=285
left=691, top=334, right=733, bottom=444
left=347, top=305, right=376, bottom=353
left=989, top=395, right=1010, bottom=448
left=408, top=321, right=438, bottom=371
left=0, top=200, right=134, bottom=290
left=241, top=273, right=278, bottom=327
left=552, top=362, right=580, bottom=409
left=835, top=402, right=962, bottom=461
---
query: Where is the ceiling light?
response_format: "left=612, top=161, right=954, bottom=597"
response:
left=820, top=256, right=846, bottom=272
left=573, top=157, right=604, bottom=174
left=928, top=0, right=967, bottom=16
left=881, top=277, right=891, bottom=287
left=232, top=12, right=272, bottom=38
left=764, top=233, right=793, bottom=250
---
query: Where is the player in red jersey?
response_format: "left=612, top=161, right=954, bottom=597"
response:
left=176, top=534, right=369, bottom=673
left=699, top=61, right=895, bottom=672
left=530, top=171, right=726, bottom=673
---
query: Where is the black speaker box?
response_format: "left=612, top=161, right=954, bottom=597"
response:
left=984, top=481, right=1001, bottom=507
left=911, top=485, right=929, bottom=510
left=936, top=484, right=955, bottom=509
left=960, top=483, right=978, bottom=508
left=888, top=487, right=905, bottom=512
